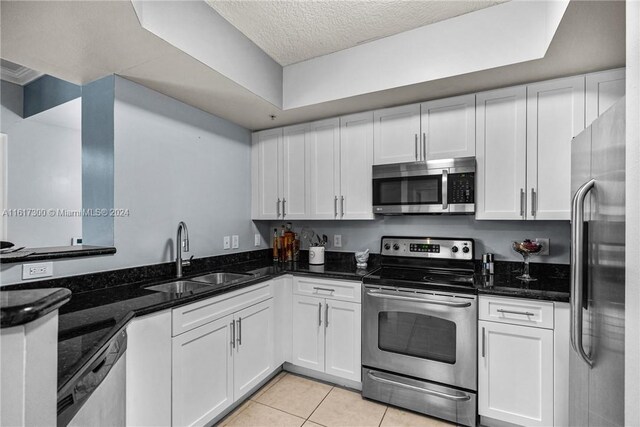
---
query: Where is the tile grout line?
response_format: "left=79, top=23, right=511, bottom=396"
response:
left=305, top=385, right=335, bottom=425
left=378, top=406, right=389, bottom=427
left=250, top=400, right=308, bottom=423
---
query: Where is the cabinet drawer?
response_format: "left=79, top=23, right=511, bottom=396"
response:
left=479, top=296, right=554, bottom=329
left=293, top=277, right=361, bottom=303
left=172, top=281, right=273, bottom=336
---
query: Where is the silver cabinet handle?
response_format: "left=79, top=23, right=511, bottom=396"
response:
left=366, top=289, right=472, bottom=308
left=230, top=320, right=235, bottom=349
left=318, top=302, right=322, bottom=327
left=497, top=309, right=535, bottom=316
left=325, top=303, right=329, bottom=328
left=334, top=196, right=338, bottom=218
left=531, top=188, right=537, bottom=217
left=571, top=179, right=596, bottom=368
left=236, top=318, right=242, bottom=346
left=282, top=198, right=286, bottom=218
left=422, top=133, right=426, bottom=161
left=340, top=196, right=345, bottom=218
left=277, top=198, right=281, bottom=218
left=441, top=170, right=448, bottom=210
left=367, top=371, right=471, bottom=402
left=414, top=134, right=418, bottom=161
left=313, top=286, right=335, bottom=293
left=482, top=327, right=486, bottom=358
left=520, top=188, right=525, bottom=217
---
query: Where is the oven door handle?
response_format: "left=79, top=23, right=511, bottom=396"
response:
left=367, top=371, right=471, bottom=402
left=365, top=290, right=472, bottom=308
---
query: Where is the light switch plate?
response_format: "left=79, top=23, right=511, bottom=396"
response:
left=232, top=235, right=239, bottom=249
left=254, top=234, right=261, bottom=247
left=223, top=236, right=231, bottom=250
left=22, top=262, right=53, bottom=280
left=535, top=238, right=550, bottom=256
left=334, top=235, right=342, bottom=248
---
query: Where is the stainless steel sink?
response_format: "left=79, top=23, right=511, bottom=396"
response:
left=145, top=280, right=210, bottom=294
left=190, top=272, right=252, bottom=285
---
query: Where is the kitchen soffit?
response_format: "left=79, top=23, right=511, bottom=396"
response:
left=0, top=1, right=625, bottom=130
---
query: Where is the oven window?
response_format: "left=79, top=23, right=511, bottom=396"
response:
left=373, top=176, right=442, bottom=205
left=378, top=311, right=456, bottom=364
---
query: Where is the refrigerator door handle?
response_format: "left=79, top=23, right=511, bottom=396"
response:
left=570, top=178, right=595, bottom=368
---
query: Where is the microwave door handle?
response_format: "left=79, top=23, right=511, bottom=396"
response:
left=441, top=170, right=448, bottom=210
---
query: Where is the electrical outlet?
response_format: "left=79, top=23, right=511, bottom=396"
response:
left=223, top=236, right=231, bottom=250
left=232, top=235, right=239, bottom=249
left=334, top=234, right=342, bottom=248
left=254, top=234, right=261, bottom=247
left=22, top=262, right=53, bottom=280
left=536, top=238, right=550, bottom=256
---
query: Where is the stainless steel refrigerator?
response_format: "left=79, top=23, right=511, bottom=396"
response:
left=569, top=98, right=625, bottom=426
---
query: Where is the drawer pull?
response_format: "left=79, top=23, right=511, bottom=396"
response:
left=313, top=287, right=335, bottom=293
left=497, top=309, right=535, bottom=316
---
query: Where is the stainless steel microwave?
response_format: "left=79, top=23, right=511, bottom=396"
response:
left=372, top=157, right=475, bottom=214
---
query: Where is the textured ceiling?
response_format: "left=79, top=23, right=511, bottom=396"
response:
left=206, top=0, right=507, bottom=65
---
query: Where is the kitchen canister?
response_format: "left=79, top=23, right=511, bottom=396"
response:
left=309, top=246, right=325, bottom=265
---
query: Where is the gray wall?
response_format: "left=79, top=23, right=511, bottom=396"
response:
left=23, top=74, right=81, bottom=118
left=0, top=76, right=268, bottom=285
left=273, top=216, right=571, bottom=264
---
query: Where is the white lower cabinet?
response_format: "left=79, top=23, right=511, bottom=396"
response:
left=170, top=283, right=275, bottom=427
left=478, top=320, right=554, bottom=427
left=291, top=278, right=361, bottom=383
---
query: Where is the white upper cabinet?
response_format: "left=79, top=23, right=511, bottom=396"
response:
left=339, top=112, right=374, bottom=220
left=373, top=104, right=421, bottom=165
left=527, top=76, right=585, bottom=220
left=252, top=128, right=283, bottom=220
left=476, top=86, right=528, bottom=220
left=308, top=118, right=341, bottom=219
left=421, top=94, right=475, bottom=160
left=586, top=68, right=625, bottom=125
left=282, top=124, right=310, bottom=219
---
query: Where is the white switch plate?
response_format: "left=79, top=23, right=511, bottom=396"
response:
left=232, top=235, right=239, bottom=249
left=22, top=262, right=53, bottom=280
left=535, top=238, right=550, bottom=256
left=334, top=234, right=342, bottom=248
left=223, top=236, right=231, bottom=250
left=254, top=234, right=261, bottom=246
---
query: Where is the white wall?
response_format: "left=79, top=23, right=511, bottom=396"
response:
left=0, top=84, right=82, bottom=248
left=0, top=76, right=268, bottom=285
left=625, top=0, right=640, bottom=424
left=275, top=217, right=571, bottom=264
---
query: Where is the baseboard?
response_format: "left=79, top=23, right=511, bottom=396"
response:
left=283, top=362, right=362, bottom=391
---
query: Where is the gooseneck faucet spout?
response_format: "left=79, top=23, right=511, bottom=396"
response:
left=176, top=221, right=191, bottom=278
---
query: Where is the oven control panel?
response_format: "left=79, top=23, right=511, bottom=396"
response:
left=380, top=237, right=474, bottom=260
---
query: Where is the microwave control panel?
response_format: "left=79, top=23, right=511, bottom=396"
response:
left=448, top=173, right=474, bottom=204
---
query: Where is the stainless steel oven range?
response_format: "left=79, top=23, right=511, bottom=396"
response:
left=362, top=236, right=478, bottom=427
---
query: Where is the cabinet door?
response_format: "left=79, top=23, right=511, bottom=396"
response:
left=324, top=300, right=361, bottom=382
left=421, top=94, right=475, bottom=160
left=308, top=118, right=341, bottom=219
left=527, top=75, right=585, bottom=220
left=586, top=68, right=625, bottom=125
left=233, top=299, right=275, bottom=400
left=172, top=315, right=234, bottom=427
left=252, top=128, right=283, bottom=220
left=282, top=124, right=309, bottom=219
left=478, top=321, right=554, bottom=427
left=476, top=86, right=527, bottom=220
left=291, top=295, right=325, bottom=373
left=339, top=112, right=374, bottom=220
left=373, top=104, right=421, bottom=165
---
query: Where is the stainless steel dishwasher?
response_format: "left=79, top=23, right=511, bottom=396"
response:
left=57, top=329, right=127, bottom=427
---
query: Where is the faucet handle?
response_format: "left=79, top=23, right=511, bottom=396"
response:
left=182, top=255, right=194, bottom=268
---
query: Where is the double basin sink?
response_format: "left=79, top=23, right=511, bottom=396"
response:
left=145, top=272, right=253, bottom=294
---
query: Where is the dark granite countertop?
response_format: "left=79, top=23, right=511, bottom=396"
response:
left=475, top=273, right=570, bottom=302
left=0, top=245, right=116, bottom=264
left=1, top=287, right=72, bottom=328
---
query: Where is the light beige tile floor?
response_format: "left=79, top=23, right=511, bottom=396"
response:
left=218, top=372, right=456, bottom=427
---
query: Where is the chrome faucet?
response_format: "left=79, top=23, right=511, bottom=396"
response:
left=176, top=221, right=192, bottom=278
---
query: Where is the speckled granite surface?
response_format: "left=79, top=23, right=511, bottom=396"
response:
left=1, top=249, right=569, bottom=393
left=1, top=287, right=71, bottom=328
